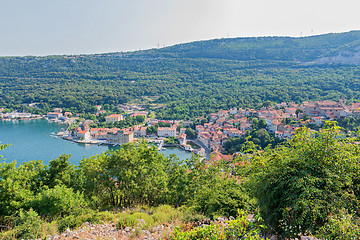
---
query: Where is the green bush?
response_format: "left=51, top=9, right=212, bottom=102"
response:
left=56, top=208, right=114, bottom=233
left=180, top=206, right=207, bottom=223
left=114, top=205, right=184, bottom=230
left=185, top=158, right=254, bottom=219
left=170, top=210, right=264, bottom=240
left=317, top=211, right=360, bottom=240
left=249, top=124, right=360, bottom=237
left=30, top=185, right=87, bottom=217
left=116, top=213, right=138, bottom=229
left=0, top=208, right=58, bottom=240
left=151, top=204, right=182, bottom=224
left=130, top=211, right=155, bottom=229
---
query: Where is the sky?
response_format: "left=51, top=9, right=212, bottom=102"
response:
left=1, top=0, right=360, bottom=56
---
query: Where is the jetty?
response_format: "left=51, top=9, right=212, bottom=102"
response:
left=158, top=140, right=164, bottom=150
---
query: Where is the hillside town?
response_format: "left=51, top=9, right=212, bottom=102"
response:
left=196, top=97, right=360, bottom=154
left=0, top=97, right=339, bottom=159
left=2, top=97, right=360, bottom=160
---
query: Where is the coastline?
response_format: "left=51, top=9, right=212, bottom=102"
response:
left=1, top=116, right=206, bottom=159
left=0, top=116, right=43, bottom=121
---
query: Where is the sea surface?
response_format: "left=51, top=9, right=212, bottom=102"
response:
left=0, top=119, right=193, bottom=166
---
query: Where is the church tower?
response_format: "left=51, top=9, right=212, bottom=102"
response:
left=339, top=94, right=346, bottom=106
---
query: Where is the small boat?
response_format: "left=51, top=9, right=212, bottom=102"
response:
left=162, top=148, right=166, bottom=151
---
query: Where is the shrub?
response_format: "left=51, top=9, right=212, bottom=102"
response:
left=180, top=206, right=207, bottom=223
left=151, top=205, right=182, bottom=224
left=116, top=213, right=138, bottom=229
left=317, top=210, right=360, bottom=240
left=56, top=208, right=114, bottom=233
left=170, top=210, right=264, bottom=240
left=0, top=208, right=58, bottom=240
left=130, top=211, right=155, bottom=229
left=30, top=185, right=87, bottom=217
left=250, top=124, right=360, bottom=237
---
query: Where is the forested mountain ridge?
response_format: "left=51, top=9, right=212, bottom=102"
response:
left=1, top=31, right=360, bottom=119
left=124, top=30, right=360, bottom=63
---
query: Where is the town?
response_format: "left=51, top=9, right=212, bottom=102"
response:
left=3, top=96, right=359, bottom=161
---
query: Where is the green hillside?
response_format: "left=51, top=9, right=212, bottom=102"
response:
left=1, top=31, right=360, bottom=118
left=154, top=30, right=360, bottom=61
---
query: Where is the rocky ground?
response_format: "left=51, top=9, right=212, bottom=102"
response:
left=39, top=218, right=319, bottom=240
left=45, top=221, right=174, bottom=240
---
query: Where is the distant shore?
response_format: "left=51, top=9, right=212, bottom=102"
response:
left=1, top=116, right=43, bottom=121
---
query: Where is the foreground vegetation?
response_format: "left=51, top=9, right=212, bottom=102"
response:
left=1, top=122, right=360, bottom=239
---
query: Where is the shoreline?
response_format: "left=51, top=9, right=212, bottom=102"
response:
left=1, top=116, right=43, bottom=121
left=1, top=116, right=200, bottom=156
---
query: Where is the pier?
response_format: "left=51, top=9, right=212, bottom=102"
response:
left=158, top=140, right=164, bottom=150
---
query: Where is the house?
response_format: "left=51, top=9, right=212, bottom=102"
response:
left=157, top=127, right=177, bottom=137
left=177, top=133, right=187, bottom=145
left=210, top=113, right=218, bottom=122
left=304, top=100, right=346, bottom=118
left=270, top=120, right=282, bottom=133
left=139, top=127, right=147, bottom=137
left=90, top=128, right=109, bottom=140
left=216, top=118, right=226, bottom=125
left=210, top=152, right=233, bottom=162
left=133, top=126, right=147, bottom=137
left=217, top=110, right=229, bottom=118
left=107, top=128, right=120, bottom=143
left=275, top=102, right=287, bottom=109
left=196, top=148, right=206, bottom=157
left=275, top=131, right=284, bottom=140
left=228, top=129, right=244, bottom=138
left=107, top=129, right=134, bottom=144
left=180, top=128, right=186, bottom=134
left=130, top=112, right=147, bottom=118
left=288, top=102, right=299, bottom=108
left=47, top=112, right=62, bottom=119
left=240, top=122, right=252, bottom=131
left=76, top=129, right=91, bottom=141
left=64, top=112, right=72, bottom=117
left=182, top=121, right=193, bottom=127
left=285, top=108, right=297, bottom=118
left=93, top=132, right=108, bottom=140
left=223, top=127, right=231, bottom=135
left=198, top=132, right=211, bottom=148
left=196, top=125, right=205, bottom=133
left=311, top=116, right=324, bottom=126
left=229, top=108, right=238, bottom=115
left=105, top=114, right=123, bottom=123
left=53, top=108, right=62, bottom=113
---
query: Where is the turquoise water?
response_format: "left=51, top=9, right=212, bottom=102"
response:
left=160, top=147, right=193, bottom=160
left=0, top=119, right=192, bottom=165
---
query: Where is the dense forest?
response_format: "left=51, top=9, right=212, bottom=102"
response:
left=1, top=124, right=360, bottom=239
left=1, top=31, right=360, bottom=119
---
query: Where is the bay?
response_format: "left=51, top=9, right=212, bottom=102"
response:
left=0, top=119, right=193, bottom=166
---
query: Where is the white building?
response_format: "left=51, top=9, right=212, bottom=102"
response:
left=47, top=112, right=63, bottom=119
left=107, top=129, right=134, bottom=144
left=229, top=108, right=238, bottom=115
left=105, top=114, right=123, bottom=123
left=77, top=130, right=91, bottom=141
left=157, top=127, right=177, bottom=137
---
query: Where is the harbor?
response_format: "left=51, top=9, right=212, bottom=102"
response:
left=0, top=119, right=194, bottom=165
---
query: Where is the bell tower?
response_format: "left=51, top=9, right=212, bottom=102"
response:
left=339, top=94, right=346, bottom=106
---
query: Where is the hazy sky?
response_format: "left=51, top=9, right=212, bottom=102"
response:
left=1, top=0, right=360, bottom=56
